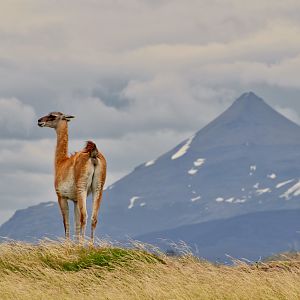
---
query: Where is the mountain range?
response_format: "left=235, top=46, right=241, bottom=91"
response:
left=1, top=92, right=300, bottom=262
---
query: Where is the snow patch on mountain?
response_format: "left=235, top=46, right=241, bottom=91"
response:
left=249, top=165, right=257, bottom=176
left=253, top=183, right=260, bottom=189
left=188, top=158, right=206, bottom=175
left=225, top=197, right=235, bottom=203
left=256, top=188, right=271, bottom=196
left=128, top=196, right=141, bottom=209
left=276, top=179, right=295, bottom=189
left=145, top=160, right=156, bottom=167
left=188, top=168, right=198, bottom=175
left=280, top=180, right=300, bottom=200
left=235, top=198, right=247, bottom=203
left=194, top=158, right=205, bottom=167
left=268, top=173, right=277, bottom=179
left=191, top=196, right=201, bottom=202
left=171, top=135, right=195, bottom=160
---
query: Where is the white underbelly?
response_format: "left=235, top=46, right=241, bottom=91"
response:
left=57, top=163, right=95, bottom=200
left=57, top=180, right=77, bottom=200
left=86, top=168, right=94, bottom=195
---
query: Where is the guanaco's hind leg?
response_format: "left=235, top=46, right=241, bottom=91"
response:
left=90, top=156, right=106, bottom=243
left=73, top=201, right=81, bottom=242
left=57, top=196, right=70, bottom=240
left=77, top=191, right=88, bottom=242
left=91, top=188, right=104, bottom=243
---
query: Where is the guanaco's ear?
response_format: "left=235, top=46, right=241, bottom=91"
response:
left=63, top=115, right=75, bottom=121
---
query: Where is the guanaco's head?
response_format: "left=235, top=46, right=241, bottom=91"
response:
left=38, top=112, right=75, bottom=129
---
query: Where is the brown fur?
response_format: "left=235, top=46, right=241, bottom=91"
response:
left=84, top=141, right=99, bottom=165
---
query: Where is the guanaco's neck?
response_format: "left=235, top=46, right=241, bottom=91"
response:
left=55, top=121, right=69, bottom=170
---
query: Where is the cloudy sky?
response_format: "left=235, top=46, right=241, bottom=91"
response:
left=1, top=0, right=300, bottom=224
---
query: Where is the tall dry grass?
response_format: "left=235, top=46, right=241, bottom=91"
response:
left=0, top=240, right=300, bottom=299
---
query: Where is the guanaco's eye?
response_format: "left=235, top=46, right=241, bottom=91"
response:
left=48, top=115, right=56, bottom=120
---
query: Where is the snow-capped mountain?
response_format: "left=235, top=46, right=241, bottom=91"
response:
left=2, top=92, right=300, bottom=245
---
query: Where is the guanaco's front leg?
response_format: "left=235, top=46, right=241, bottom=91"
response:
left=57, top=195, right=70, bottom=240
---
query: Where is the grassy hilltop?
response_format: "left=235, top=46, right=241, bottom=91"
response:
left=0, top=241, right=300, bottom=300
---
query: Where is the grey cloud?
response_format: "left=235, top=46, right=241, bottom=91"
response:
left=56, top=83, right=233, bottom=140
left=0, top=139, right=55, bottom=224
left=0, top=139, right=54, bottom=174
left=274, top=105, right=300, bottom=125
left=92, top=78, right=130, bottom=109
left=0, top=171, right=54, bottom=210
left=0, top=98, right=36, bottom=138
left=0, top=210, right=14, bottom=225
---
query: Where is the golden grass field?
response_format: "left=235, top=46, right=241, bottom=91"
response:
left=0, top=240, right=300, bottom=300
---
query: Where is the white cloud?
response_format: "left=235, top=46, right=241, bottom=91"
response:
left=0, top=170, right=55, bottom=224
left=0, top=98, right=36, bottom=138
left=0, top=139, right=54, bottom=173
left=55, top=82, right=233, bottom=140
left=0, top=139, right=54, bottom=223
left=275, top=105, right=300, bottom=125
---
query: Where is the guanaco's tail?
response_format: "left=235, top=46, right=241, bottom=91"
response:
left=84, top=140, right=98, bottom=159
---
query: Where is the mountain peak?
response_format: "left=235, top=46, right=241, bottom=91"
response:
left=236, top=91, right=263, bottom=102
left=194, top=91, right=300, bottom=148
left=231, top=91, right=265, bottom=110
left=224, top=91, right=279, bottom=118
